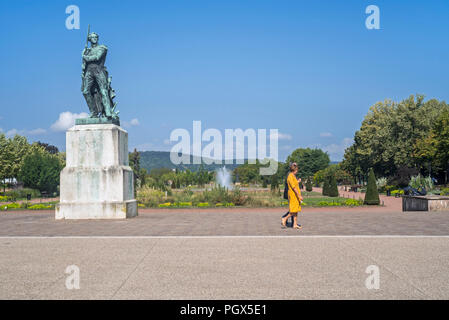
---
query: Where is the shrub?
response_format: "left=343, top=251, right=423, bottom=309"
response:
left=28, top=204, right=53, bottom=210
left=137, top=186, right=165, bottom=207
left=441, top=188, right=449, bottom=196
left=4, top=188, right=40, bottom=200
left=0, top=195, right=9, bottom=202
left=158, top=202, right=172, bottom=208
left=215, top=203, right=223, bottom=207
left=409, top=175, right=434, bottom=191
left=174, top=188, right=194, bottom=203
left=175, top=202, right=192, bottom=207
left=328, top=174, right=339, bottom=197
left=225, top=202, right=235, bottom=207
left=364, top=168, right=380, bottom=205
left=305, top=178, right=313, bottom=192
left=322, top=176, right=330, bottom=196
left=201, top=185, right=232, bottom=204
left=376, top=177, right=388, bottom=192
left=138, top=203, right=145, bottom=208
left=197, top=202, right=209, bottom=207
left=245, top=197, right=264, bottom=207
left=388, top=166, right=419, bottom=188
left=18, top=150, right=63, bottom=193
left=317, top=201, right=342, bottom=206
left=1, top=203, right=21, bottom=210
left=344, top=199, right=364, bottom=206
left=229, top=187, right=248, bottom=206
left=391, top=189, right=404, bottom=196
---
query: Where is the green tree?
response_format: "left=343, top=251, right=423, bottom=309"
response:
left=432, top=109, right=449, bottom=183
left=0, top=134, right=35, bottom=192
left=262, top=177, right=268, bottom=188
left=0, top=133, right=13, bottom=192
left=36, top=141, right=59, bottom=154
left=196, top=165, right=211, bottom=187
left=129, top=149, right=140, bottom=195
left=270, top=174, right=278, bottom=192
left=364, top=168, right=380, bottom=205
left=286, top=148, right=330, bottom=178
left=129, top=149, right=149, bottom=191
left=233, top=161, right=262, bottom=184
left=9, top=135, right=31, bottom=182
left=342, top=95, right=448, bottom=180
left=413, top=132, right=437, bottom=176
left=18, top=147, right=63, bottom=193
left=139, top=168, right=147, bottom=187
left=413, top=108, right=449, bottom=183
left=315, top=164, right=352, bottom=186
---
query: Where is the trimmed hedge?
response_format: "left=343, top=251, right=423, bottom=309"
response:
left=364, top=168, right=380, bottom=205
left=322, top=176, right=330, bottom=196
left=328, top=174, right=339, bottom=197
left=305, top=178, right=313, bottom=192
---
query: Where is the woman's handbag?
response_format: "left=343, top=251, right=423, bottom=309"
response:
left=283, top=179, right=289, bottom=200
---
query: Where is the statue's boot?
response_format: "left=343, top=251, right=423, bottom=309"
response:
left=83, top=93, right=98, bottom=118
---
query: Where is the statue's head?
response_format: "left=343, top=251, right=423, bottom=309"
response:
left=88, top=32, right=99, bottom=44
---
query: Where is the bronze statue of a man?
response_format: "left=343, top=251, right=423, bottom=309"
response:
left=81, top=32, right=119, bottom=119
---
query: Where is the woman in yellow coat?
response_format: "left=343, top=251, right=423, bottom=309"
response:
left=282, top=162, right=303, bottom=229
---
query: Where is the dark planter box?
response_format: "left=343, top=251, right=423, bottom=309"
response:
left=402, top=195, right=449, bottom=212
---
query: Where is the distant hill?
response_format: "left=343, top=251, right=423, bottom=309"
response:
left=139, top=151, right=241, bottom=173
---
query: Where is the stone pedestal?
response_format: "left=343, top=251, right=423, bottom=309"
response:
left=56, top=124, right=137, bottom=219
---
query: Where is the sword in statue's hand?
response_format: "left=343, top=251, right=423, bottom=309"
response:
left=82, top=24, right=90, bottom=79
left=84, top=24, right=90, bottom=55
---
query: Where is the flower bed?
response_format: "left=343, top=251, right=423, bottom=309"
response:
left=28, top=204, right=53, bottom=210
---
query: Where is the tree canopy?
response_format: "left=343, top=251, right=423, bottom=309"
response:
left=0, top=133, right=65, bottom=193
left=285, top=148, right=330, bottom=179
left=18, top=146, right=63, bottom=193
left=413, top=108, right=449, bottom=182
left=341, top=95, right=448, bottom=181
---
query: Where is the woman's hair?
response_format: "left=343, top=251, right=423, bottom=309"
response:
left=289, top=162, right=298, bottom=172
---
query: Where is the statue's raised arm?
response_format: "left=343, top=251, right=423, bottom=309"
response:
left=83, top=44, right=107, bottom=63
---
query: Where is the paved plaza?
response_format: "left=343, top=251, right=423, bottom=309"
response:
left=1, top=207, right=449, bottom=236
left=1, top=208, right=449, bottom=299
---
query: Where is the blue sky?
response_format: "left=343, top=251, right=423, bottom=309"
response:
left=0, top=0, right=448, bottom=161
